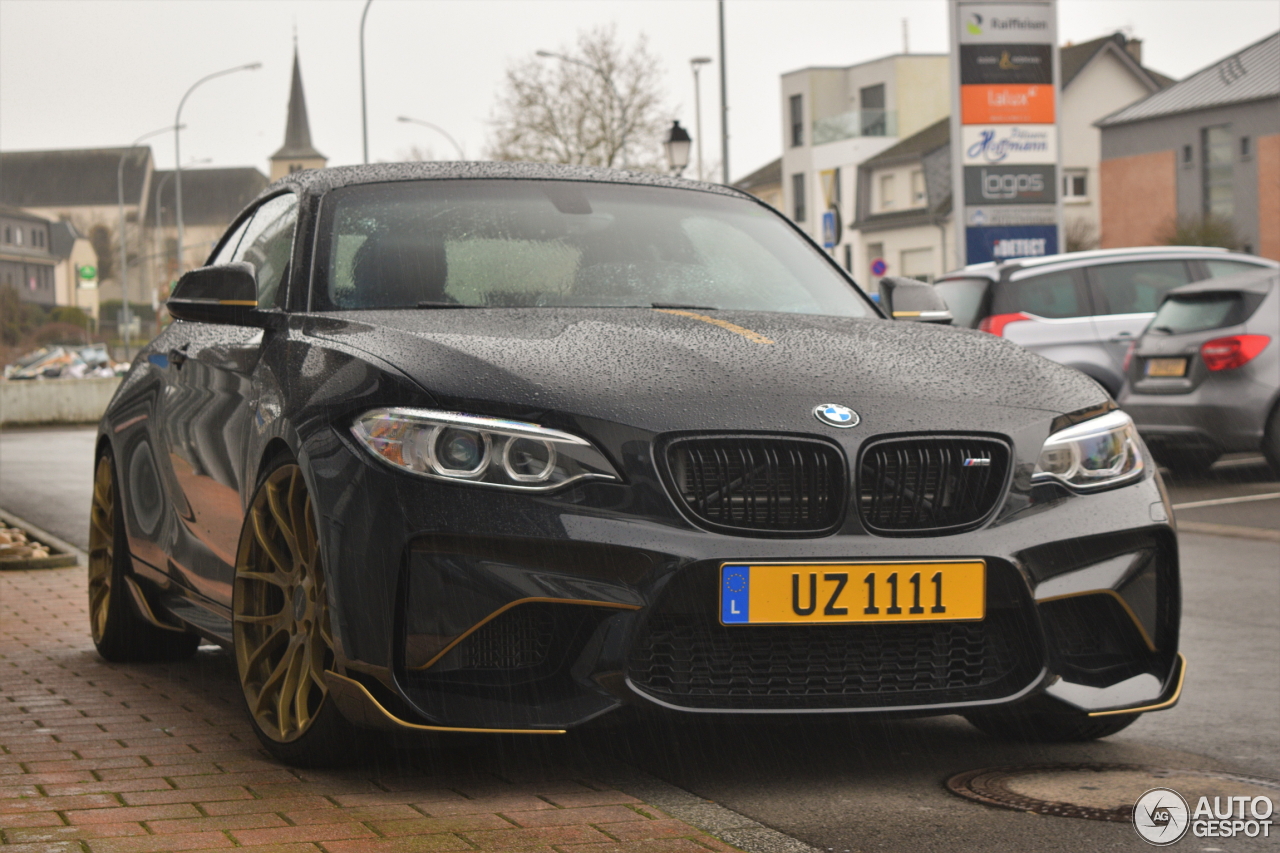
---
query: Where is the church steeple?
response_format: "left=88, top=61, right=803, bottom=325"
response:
left=270, top=47, right=326, bottom=181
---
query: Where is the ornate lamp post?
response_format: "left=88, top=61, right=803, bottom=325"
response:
left=664, top=121, right=692, bottom=177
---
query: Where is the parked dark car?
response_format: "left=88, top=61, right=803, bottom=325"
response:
left=89, top=163, right=1181, bottom=766
left=1120, top=269, right=1279, bottom=475
left=934, top=247, right=1278, bottom=396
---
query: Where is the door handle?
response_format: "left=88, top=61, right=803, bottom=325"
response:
left=168, top=347, right=189, bottom=368
left=1108, top=332, right=1134, bottom=342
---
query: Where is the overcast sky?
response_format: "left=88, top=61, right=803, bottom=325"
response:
left=2, top=0, right=1277, bottom=184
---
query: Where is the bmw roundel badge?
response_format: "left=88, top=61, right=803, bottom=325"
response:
left=814, top=403, right=860, bottom=428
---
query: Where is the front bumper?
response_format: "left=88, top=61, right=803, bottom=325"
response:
left=307, top=426, right=1180, bottom=732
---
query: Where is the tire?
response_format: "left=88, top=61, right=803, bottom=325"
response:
left=1155, top=448, right=1220, bottom=478
left=1263, top=404, right=1280, bottom=476
left=88, top=452, right=200, bottom=662
left=233, top=458, right=363, bottom=767
left=964, top=708, right=1140, bottom=742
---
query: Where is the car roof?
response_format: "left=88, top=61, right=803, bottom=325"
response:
left=936, top=246, right=1279, bottom=282
left=1165, top=269, right=1279, bottom=298
left=252, top=161, right=746, bottom=205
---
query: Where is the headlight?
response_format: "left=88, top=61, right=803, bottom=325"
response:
left=350, top=408, right=620, bottom=491
left=1032, top=410, right=1145, bottom=492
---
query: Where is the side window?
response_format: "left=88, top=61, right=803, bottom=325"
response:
left=1204, top=259, right=1271, bottom=278
left=1087, top=261, right=1192, bottom=315
left=997, top=270, right=1088, bottom=319
left=209, top=216, right=252, bottom=267
left=232, top=194, right=298, bottom=308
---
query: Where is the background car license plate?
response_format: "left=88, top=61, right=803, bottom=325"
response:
left=720, top=561, right=985, bottom=625
left=1145, top=357, right=1188, bottom=377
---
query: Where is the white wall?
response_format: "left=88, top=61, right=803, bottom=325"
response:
left=1059, top=46, right=1156, bottom=245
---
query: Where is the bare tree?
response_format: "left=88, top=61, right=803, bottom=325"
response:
left=486, top=27, right=670, bottom=170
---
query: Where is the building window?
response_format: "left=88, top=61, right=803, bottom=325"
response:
left=1202, top=125, right=1234, bottom=220
left=13, top=228, right=22, bottom=246
left=789, top=94, right=804, bottom=147
left=1182, top=144, right=1194, bottom=167
left=3, top=226, right=9, bottom=244
left=843, top=243, right=852, bottom=272
left=879, top=173, right=896, bottom=210
left=910, top=169, right=926, bottom=205
left=860, top=84, right=886, bottom=136
left=1062, top=169, right=1088, bottom=201
left=1241, top=136, right=1252, bottom=159
left=791, top=172, right=806, bottom=222
left=833, top=166, right=842, bottom=205
left=901, top=247, right=935, bottom=283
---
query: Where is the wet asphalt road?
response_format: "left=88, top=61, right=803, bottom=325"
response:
left=1, top=426, right=1277, bottom=852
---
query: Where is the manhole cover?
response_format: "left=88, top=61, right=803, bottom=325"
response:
left=947, top=764, right=1280, bottom=822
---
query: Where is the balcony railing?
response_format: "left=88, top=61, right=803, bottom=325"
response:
left=812, top=109, right=898, bottom=145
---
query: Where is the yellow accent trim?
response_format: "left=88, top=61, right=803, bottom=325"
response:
left=408, top=597, right=642, bottom=671
left=1037, top=588, right=1157, bottom=652
left=654, top=309, right=775, bottom=345
left=1088, top=653, right=1186, bottom=717
left=122, top=576, right=187, bottom=633
left=218, top=299, right=258, bottom=306
left=323, top=671, right=566, bottom=734
left=892, top=311, right=922, bottom=317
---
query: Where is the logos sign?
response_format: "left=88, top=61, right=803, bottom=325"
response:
left=964, top=164, right=1057, bottom=205
left=965, top=225, right=1058, bottom=264
left=962, top=125, right=1056, bottom=164
left=960, top=44, right=1052, bottom=85
left=961, top=84, right=1055, bottom=124
left=958, top=3, right=1054, bottom=43
left=965, top=205, right=1058, bottom=227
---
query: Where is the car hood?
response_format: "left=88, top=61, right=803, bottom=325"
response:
left=305, top=308, right=1108, bottom=433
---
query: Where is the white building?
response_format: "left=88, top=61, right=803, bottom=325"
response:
left=851, top=33, right=1170, bottom=282
left=780, top=53, right=951, bottom=275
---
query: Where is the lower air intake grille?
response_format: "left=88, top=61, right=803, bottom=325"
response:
left=437, top=605, right=556, bottom=671
left=630, top=618, right=1025, bottom=709
left=857, top=436, right=1010, bottom=535
left=666, top=436, right=845, bottom=535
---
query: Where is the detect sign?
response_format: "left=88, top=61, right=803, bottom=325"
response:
left=950, top=0, right=1062, bottom=264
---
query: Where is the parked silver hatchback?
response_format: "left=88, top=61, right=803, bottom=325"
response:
left=934, top=247, right=1278, bottom=396
left=1120, top=270, right=1279, bottom=475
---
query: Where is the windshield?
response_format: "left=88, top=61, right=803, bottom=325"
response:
left=315, top=180, right=872, bottom=317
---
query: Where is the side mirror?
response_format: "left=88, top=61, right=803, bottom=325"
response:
left=166, top=263, right=283, bottom=327
left=878, top=276, right=953, bottom=324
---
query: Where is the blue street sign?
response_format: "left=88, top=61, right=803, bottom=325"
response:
left=822, top=211, right=837, bottom=249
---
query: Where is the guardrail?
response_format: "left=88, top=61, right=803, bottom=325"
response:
left=0, top=376, right=121, bottom=426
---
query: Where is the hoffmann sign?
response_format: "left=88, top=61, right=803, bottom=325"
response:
left=949, top=0, right=1063, bottom=265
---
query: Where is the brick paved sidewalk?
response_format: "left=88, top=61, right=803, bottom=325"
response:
left=1, top=566, right=740, bottom=853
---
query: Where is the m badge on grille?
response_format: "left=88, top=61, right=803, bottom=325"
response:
left=814, top=403, right=860, bottom=428
left=963, top=458, right=992, bottom=467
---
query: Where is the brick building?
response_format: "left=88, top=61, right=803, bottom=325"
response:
left=1097, top=31, right=1279, bottom=260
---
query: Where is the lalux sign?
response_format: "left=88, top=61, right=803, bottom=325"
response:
left=949, top=0, right=1062, bottom=265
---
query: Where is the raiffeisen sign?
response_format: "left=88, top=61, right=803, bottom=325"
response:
left=949, top=0, right=1062, bottom=264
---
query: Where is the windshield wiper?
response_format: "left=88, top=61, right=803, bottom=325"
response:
left=651, top=303, right=718, bottom=311
left=416, top=301, right=478, bottom=309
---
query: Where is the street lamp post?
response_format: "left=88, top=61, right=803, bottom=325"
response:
left=118, top=125, right=180, bottom=361
left=536, top=49, right=628, bottom=168
left=360, top=0, right=373, bottom=164
left=690, top=57, right=712, bottom=180
left=174, top=62, right=261, bottom=279
left=664, top=121, right=692, bottom=177
left=396, top=116, right=465, bottom=159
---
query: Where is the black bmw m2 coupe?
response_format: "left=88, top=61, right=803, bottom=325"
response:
left=90, top=163, right=1182, bottom=766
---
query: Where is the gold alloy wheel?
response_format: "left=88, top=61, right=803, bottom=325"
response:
left=87, top=455, right=116, bottom=643
left=234, top=464, right=335, bottom=743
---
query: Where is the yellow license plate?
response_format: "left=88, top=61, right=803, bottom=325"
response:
left=720, top=561, right=985, bottom=625
left=1145, top=358, right=1187, bottom=378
